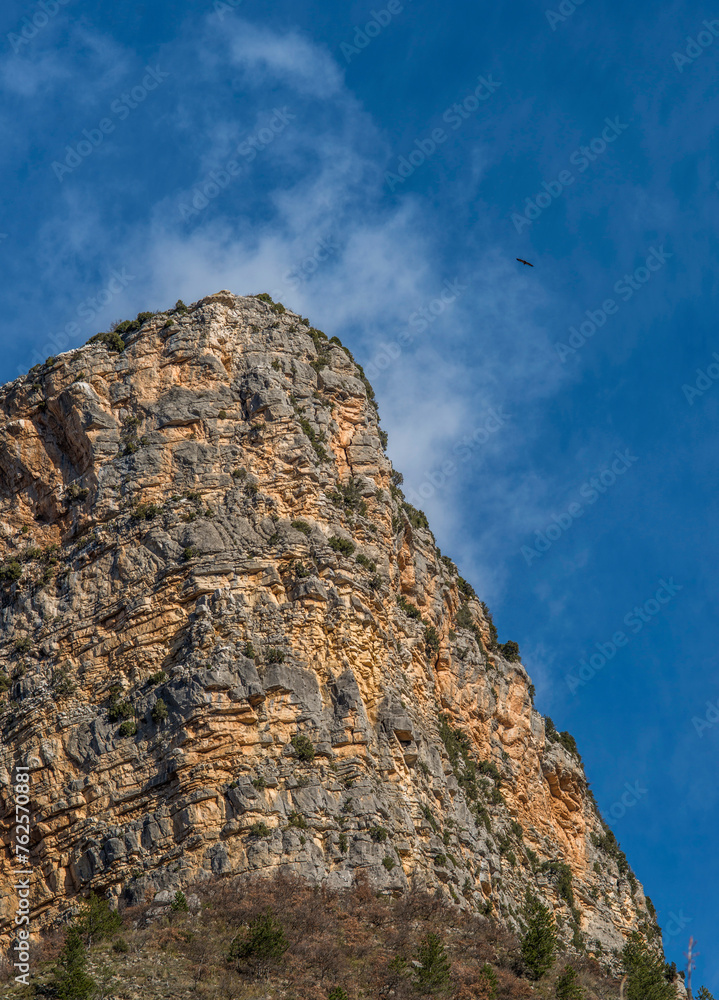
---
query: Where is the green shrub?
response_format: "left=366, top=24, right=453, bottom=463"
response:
left=266, top=647, right=285, bottom=664
left=112, top=938, right=129, bottom=953
left=477, top=760, right=501, bottom=783
left=541, top=860, right=574, bottom=907
left=175, top=299, right=188, bottom=313
left=171, top=890, right=189, bottom=912
left=369, top=826, right=388, bottom=843
left=414, top=932, right=451, bottom=994
left=183, top=547, right=198, bottom=561
left=455, top=603, right=474, bottom=630
left=119, top=720, right=137, bottom=737
left=0, top=674, right=10, bottom=694
left=271, top=302, right=286, bottom=314
left=328, top=988, right=349, bottom=1000
left=338, top=833, right=348, bottom=853
left=556, top=965, right=584, bottom=999
left=521, top=891, right=556, bottom=979
left=152, top=698, right=168, bottom=724
left=244, top=641, right=256, bottom=659
left=499, top=640, right=521, bottom=662
left=291, top=519, right=312, bottom=535
left=228, top=908, right=288, bottom=973
left=255, top=292, right=273, bottom=303
left=295, top=416, right=329, bottom=462
left=51, top=927, right=96, bottom=1000
left=248, top=822, right=271, bottom=838
left=218, top=408, right=227, bottom=419
left=0, top=560, right=23, bottom=582
left=287, top=811, right=306, bottom=830
left=136, top=311, right=155, bottom=323
left=328, top=478, right=367, bottom=514
left=291, top=734, right=315, bottom=762
left=108, top=699, right=134, bottom=723
left=328, top=535, right=355, bottom=556
left=65, top=482, right=89, bottom=503
left=382, top=856, right=396, bottom=871
left=397, top=594, right=421, bottom=620
left=424, top=625, right=440, bottom=653
left=355, top=553, right=376, bottom=571
left=88, top=330, right=126, bottom=352
left=132, top=502, right=161, bottom=521
left=545, top=717, right=583, bottom=762
left=147, top=671, right=167, bottom=686
left=114, top=320, right=139, bottom=335
left=14, top=636, right=31, bottom=654
left=251, top=776, right=267, bottom=790
left=402, top=503, right=429, bottom=530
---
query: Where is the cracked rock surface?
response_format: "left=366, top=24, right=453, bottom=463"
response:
left=0, top=293, right=659, bottom=969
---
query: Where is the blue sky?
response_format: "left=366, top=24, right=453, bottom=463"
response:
left=1, top=0, right=717, bottom=987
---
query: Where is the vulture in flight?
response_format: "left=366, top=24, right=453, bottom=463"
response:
left=516, top=258, right=534, bottom=267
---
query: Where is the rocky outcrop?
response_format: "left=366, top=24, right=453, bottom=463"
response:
left=0, top=293, right=660, bottom=969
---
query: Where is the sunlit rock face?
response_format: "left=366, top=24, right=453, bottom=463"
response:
left=0, top=292, right=659, bottom=968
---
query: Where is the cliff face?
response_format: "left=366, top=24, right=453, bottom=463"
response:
left=0, top=292, right=659, bottom=965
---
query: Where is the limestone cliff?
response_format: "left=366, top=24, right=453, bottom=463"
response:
left=0, top=292, right=660, bottom=968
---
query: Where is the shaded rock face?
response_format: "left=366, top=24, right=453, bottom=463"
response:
left=0, top=293, right=658, bottom=965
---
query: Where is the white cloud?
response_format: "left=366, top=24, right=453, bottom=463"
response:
left=11, top=18, right=613, bottom=612
left=225, top=19, right=343, bottom=99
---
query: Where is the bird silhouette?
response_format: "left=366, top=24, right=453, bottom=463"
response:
left=516, top=258, right=534, bottom=267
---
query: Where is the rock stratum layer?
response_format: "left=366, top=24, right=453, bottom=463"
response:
left=0, top=292, right=660, bottom=968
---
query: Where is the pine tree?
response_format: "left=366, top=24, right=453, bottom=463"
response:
left=414, top=932, right=452, bottom=994
left=76, top=892, right=122, bottom=946
left=521, top=891, right=557, bottom=979
left=52, top=927, right=96, bottom=1000
left=556, top=965, right=584, bottom=999
left=227, top=908, right=288, bottom=975
left=621, top=933, right=675, bottom=1000
left=478, top=962, right=498, bottom=999
left=170, top=890, right=189, bottom=912
left=697, top=988, right=716, bottom=1000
